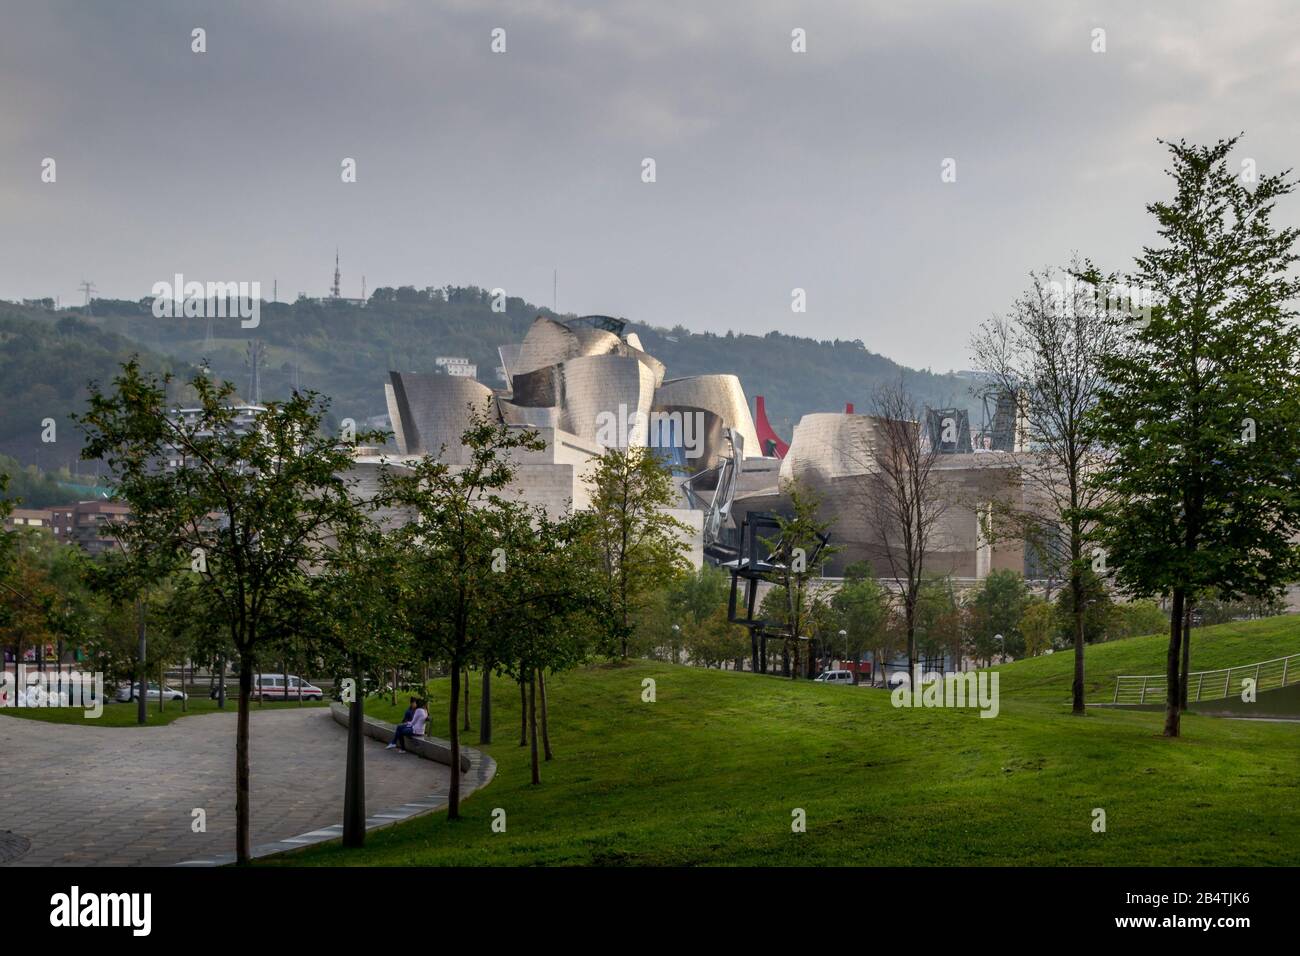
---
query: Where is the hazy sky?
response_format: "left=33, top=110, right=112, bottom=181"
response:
left=3, top=0, right=1298, bottom=372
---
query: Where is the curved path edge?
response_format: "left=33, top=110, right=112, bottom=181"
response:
left=175, top=704, right=495, bottom=866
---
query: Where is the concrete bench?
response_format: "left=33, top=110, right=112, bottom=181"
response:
left=329, top=702, right=472, bottom=772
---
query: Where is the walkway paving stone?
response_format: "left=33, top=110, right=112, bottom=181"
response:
left=0, top=707, right=455, bottom=866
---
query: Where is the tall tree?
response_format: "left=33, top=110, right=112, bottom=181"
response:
left=310, top=522, right=409, bottom=847
left=585, top=447, right=691, bottom=659
left=970, top=259, right=1124, bottom=712
left=494, top=507, right=600, bottom=784
left=854, top=379, right=950, bottom=681
left=77, top=361, right=374, bottom=861
left=382, top=406, right=543, bottom=818
left=1088, top=137, right=1300, bottom=737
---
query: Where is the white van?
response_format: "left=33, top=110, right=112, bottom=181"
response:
left=814, top=669, right=855, bottom=684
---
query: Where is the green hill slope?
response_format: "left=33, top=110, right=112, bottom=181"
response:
left=999, top=616, right=1300, bottom=703
left=272, top=621, right=1300, bottom=867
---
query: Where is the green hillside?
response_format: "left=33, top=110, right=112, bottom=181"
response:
left=1003, top=616, right=1300, bottom=703
left=6, top=289, right=979, bottom=467
left=0, top=307, right=196, bottom=474
left=273, top=616, right=1300, bottom=867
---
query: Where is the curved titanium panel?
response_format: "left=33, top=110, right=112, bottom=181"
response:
left=652, top=374, right=761, bottom=460
left=514, top=316, right=665, bottom=388
left=552, top=354, right=657, bottom=448
left=388, top=371, right=496, bottom=462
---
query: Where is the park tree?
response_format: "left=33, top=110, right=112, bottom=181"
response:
left=584, top=447, right=691, bottom=658
left=382, top=406, right=545, bottom=818
left=1088, top=136, right=1300, bottom=737
left=0, top=473, right=17, bottom=628
left=1107, top=599, right=1168, bottom=641
left=853, top=379, right=950, bottom=680
left=493, top=507, right=601, bottom=783
left=968, top=569, right=1029, bottom=663
left=1054, top=566, right=1112, bottom=647
left=915, top=575, right=965, bottom=668
left=971, top=259, right=1125, bottom=712
left=0, top=531, right=57, bottom=691
left=830, top=564, right=889, bottom=678
left=77, top=361, right=377, bottom=862
left=309, top=521, right=410, bottom=846
left=1019, top=600, right=1055, bottom=657
left=762, top=477, right=835, bottom=678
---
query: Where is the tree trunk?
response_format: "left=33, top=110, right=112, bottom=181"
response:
left=217, top=658, right=226, bottom=709
left=1071, top=564, right=1086, bottom=715
left=479, top=668, right=492, bottom=745
left=447, top=664, right=461, bottom=819
left=236, top=662, right=254, bottom=863
left=158, top=661, right=164, bottom=713
left=519, top=674, right=528, bottom=746
left=462, top=668, right=471, bottom=732
left=539, top=669, right=553, bottom=761
left=342, top=659, right=366, bottom=847
left=1164, top=589, right=1184, bottom=737
left=136, top=597, right=147, bottom=725
left=528, top=669, right=540, bottom=785
left=1179, top=600, right=1193, bottom=711
left=181, top=659, right=188, bottom=712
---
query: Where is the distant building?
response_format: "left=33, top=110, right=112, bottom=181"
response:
left=47, top=501, right=131, bottom=555
left=2, top=508, right=53, bottom=532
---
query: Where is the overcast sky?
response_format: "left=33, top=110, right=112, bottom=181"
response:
left=2, top=0, right=1297, bottom=372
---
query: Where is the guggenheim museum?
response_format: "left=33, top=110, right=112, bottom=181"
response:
left=352, top=314, right=1040, bottom=585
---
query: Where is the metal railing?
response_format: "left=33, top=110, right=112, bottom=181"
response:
left=1112, top=652, right=1300, bottom=704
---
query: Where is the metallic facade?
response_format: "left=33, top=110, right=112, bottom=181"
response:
left=385, top=371, right=495, bottom=462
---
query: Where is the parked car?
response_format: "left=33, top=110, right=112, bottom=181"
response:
left=115, top=682, right=187, bottom=703
left=814, top=669, right=855, bottom=684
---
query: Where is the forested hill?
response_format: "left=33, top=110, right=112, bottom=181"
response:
left=2, top=287, right=979, bottom=468
left=0, top=307, right=196, bottom=474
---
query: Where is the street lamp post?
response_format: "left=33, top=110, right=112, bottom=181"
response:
left=671, top=623, right=680, bottom=665
left=994, top=633, right=1005, bottom=665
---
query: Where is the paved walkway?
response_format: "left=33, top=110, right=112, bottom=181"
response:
left=0, top=708, right=452, bottom=866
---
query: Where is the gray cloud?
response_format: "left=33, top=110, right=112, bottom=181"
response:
left=2, top=0, right=1297, bottom=371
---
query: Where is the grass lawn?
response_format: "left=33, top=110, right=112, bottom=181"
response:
left=273, top=616, right=1300, bottom=867
left=0, top=695, right=326, bottom=727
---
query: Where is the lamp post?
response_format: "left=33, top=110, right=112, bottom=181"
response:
left=994, top=633, right=1005, bottom=665
left=671, top=623, right=680, bottom=665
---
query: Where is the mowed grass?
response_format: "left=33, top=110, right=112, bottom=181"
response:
left=1000, top=615, right=1300, bottom=703
left=0, top=694, right=326, bottom=727
left=276, top=617, right=1300, bottom=867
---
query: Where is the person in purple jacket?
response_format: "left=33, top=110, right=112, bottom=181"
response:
left=386, top=697, right=428, bottom=753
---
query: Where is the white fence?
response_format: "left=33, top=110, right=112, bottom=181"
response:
left=1112, top=652, right=1300, bottom=704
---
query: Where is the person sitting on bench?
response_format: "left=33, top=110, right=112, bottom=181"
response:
left=386, top=697, right=428, bottom=752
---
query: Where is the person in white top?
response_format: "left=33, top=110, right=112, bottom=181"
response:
left=387, top=697, right=429, bottom=753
